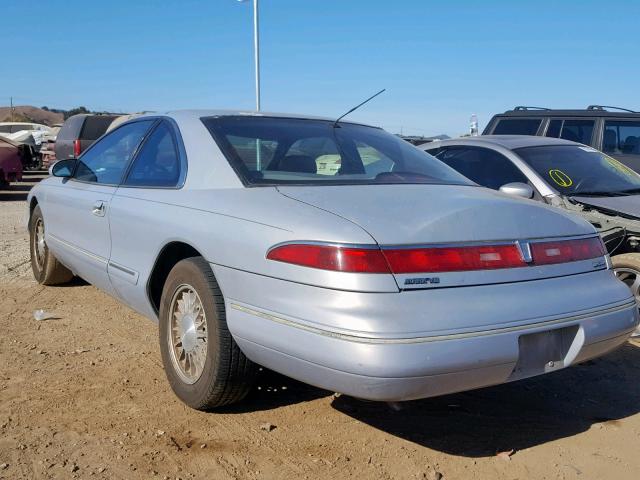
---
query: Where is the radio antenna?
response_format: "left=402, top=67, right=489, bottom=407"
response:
left=333, top=89, right=386, bottom=128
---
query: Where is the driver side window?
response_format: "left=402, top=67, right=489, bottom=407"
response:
left=74, top=120, right=154, bottom=185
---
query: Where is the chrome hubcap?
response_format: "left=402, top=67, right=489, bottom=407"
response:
left=614, top=267, right=640, bottom=337
left=168, top=285, right=207, bottom=384
left=34, top=218, right=46, bottom=270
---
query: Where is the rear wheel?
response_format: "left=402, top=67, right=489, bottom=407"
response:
left=29, top=205, right=74, bottom=285
left=612, top=253, right=640, bottom=338
left=159, top=257, right=257, bottom=409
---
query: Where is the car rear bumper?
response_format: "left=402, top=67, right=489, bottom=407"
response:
left=229, top=298, right=636, bottom=401
left=215, top=265, right=638, bottom=401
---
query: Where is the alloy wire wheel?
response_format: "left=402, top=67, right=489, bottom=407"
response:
left=33, top=217, right=46, bottom=271
left=159, top=257, right=257, bottom=409
left=168, top=285, right=208, bottom=384
left=29, top=205, right=74, bottom=285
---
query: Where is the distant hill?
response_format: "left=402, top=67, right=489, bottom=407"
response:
left=0, top=106, right=64, bottom=125
left=0, top=105, right=121, bottom=126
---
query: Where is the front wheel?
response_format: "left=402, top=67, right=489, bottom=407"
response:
left=29, top=205, right=74, bottom=285
left=612, top=253, right=640, bottom=338
left=159, top=257, right=257, bottom=409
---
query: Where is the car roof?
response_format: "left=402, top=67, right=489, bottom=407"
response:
left=423, top=135, right=581, bottom=150
left=156, top=109, right=376, bottom=127
left=494, top=108, right=640, bottom=118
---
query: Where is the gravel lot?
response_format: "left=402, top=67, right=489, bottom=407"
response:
left=1, top=173, right=639, bottom=479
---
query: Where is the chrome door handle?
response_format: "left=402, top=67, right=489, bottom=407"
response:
left=92, top=201, right=106, bottom=217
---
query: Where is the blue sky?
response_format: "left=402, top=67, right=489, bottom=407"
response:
left=2, top=0, right=639, bottom=136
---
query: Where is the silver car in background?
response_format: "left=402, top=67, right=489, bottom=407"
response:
left=27, top=111, right=638, bottom=409
left=421, top=135, right=640, bottom=336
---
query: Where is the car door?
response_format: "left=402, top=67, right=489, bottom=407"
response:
left=44, top=120, right=155, bottom=295
left=108, top=119, right=187, bottom=318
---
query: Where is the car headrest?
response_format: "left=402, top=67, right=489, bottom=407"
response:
left=603, top=129, right=618, bottom=151
left=623, top=136, right=639, bottom=154
left=279, top=155, right=317, bottom=174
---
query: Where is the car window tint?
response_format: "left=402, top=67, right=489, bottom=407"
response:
left=356, top=141, right=394, bottom=176
left=284, top=137, right=341, bottom=175
left=545, top=119, right=594, bottom=144
left=436, top=147, right=528, bottom=190
left=493, top=119, right=541, bottom=135
left=203, top=116, right=472, bottom=186
left=124, top=122, right=181, bottom=187
left=74, top=120, right=154, bottom=185
left=226, top=135, right=278, bottom=171
left=80, top=116, right=117, bottom=141
left=603, top=120, right=640, bottom=155
left=0, top=126, right=10, bottom=133
left=546, top=120, right=562, bottom=138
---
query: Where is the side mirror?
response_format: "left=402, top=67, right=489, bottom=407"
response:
left=50, top=158, right=76, bottom=178
left=499, top=182, right=534, bottom=199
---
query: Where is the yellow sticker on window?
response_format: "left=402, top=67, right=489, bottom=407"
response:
left=548, top=169, right=573, bottom=187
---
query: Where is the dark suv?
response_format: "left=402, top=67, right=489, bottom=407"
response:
left=483, top=105, right=640, bottom=172
left=55, top=114, right=118, bottom=161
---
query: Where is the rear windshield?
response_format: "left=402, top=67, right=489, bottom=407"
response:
left=516, top=145, right=640, bottom=195
left=202, top=116, right=473, bottom=186
left=80, top=116, right=117, bottom=141
left=492, top=118, right=542, bottom=135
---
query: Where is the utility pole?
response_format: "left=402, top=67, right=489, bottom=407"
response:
left=10, top=96, right=14, bottom=122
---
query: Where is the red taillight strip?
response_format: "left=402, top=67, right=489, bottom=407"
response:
left=381, top=244, right=525, bottom=273
left=266, top=243, right=391, bottom=273
left=266, top=237, right=605, bottom=274
left=530, top=237, right=605, bottom=265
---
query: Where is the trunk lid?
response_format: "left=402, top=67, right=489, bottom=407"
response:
left=278, top=185, right=594, bottom=243
left=278, top=184, right=605, bottom=289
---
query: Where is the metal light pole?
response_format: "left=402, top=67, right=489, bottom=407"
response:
left=238, top=0, right=260, bottom=111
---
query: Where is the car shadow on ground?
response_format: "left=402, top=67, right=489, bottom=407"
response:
left=0, top=171, right=45, bottom=202
left=330, top=341, right=640, bottom=458
left=218, top=368, right=332, bottom=413
left=0, top=192, right=29, bottom=201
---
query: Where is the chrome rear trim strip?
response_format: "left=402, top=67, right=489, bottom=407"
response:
left=230, top=300, right=636, bottom=345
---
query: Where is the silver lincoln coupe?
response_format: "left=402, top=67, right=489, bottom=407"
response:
left=27, top=111, right=638, bottom=410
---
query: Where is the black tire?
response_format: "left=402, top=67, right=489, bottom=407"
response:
left=159, top=257, right=257, bottom=409
left=612, top=254, right=640, bottom=338
left=612, top=254, right=640, bottom=296
left=29, top=205, right=74, bottom=285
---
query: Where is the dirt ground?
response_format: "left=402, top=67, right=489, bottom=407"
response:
left=1, top=173, right=639, bottom=480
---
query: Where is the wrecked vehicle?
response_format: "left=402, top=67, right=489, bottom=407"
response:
left=422, top=135, right=640, bottom=335
left=0, top=122, right=53, bottom=170
left=0, top=122, right=53, bottom=147
left=0, top=136, right=23, bottom=186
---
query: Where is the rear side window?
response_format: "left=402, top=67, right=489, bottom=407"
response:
left=124, top=122, right=182, bottom=187
left=492, top=118, right=542, bottom=135
left=603, top=120, right=640, bottom=155
left=80, top=116, right=117, bottom=141
left=435, top=147, right=528, bottom=190
left=545, top=119, right=594, bottom=144
left=74, top=121, right=154, bottom=184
